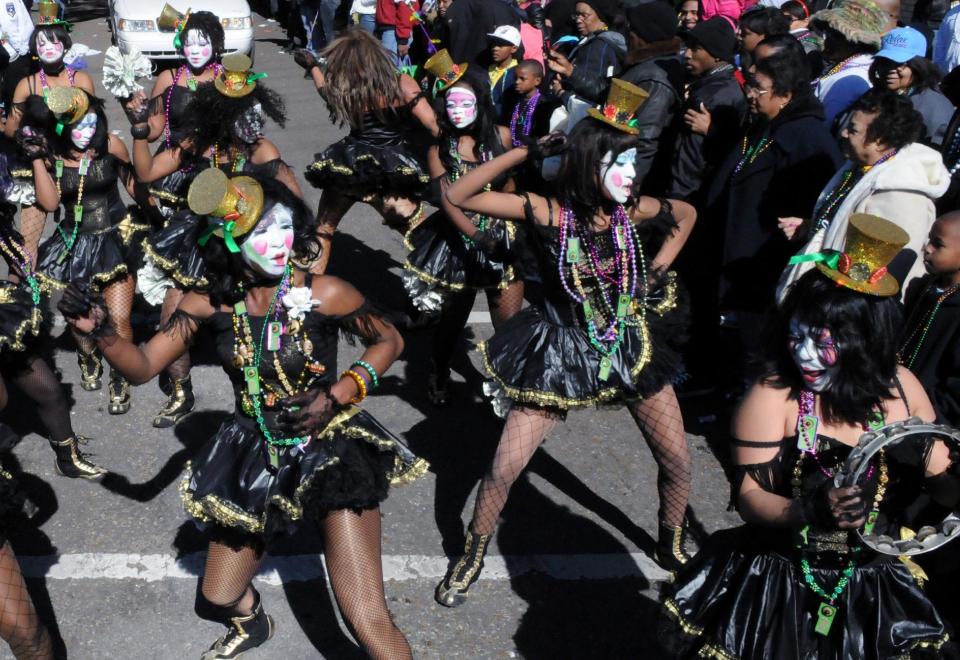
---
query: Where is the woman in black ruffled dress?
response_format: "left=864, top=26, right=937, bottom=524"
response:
left=126, top=52, right=300, bottom=428
left=4, top=17, right=95, bottom=268
left=60, top=172, right=425, bottom=660
left=436, top=95, right=698, bottom=606
left=297, top=28, right=439, bottom=273
left=403, top=67, right=522, bottom=404
left=658, top=248, right=959, bottom=658
left=25, top=88, right=148, bottom=416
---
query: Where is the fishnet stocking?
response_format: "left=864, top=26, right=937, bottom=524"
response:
left=101, top=276, right=134, bottom=343
left=9, top=356, right=74, bottom=443
left=0, top=542, right=52, bottom=660
left=627, top=386, right=691, bottom=528
left=159, top=288, right=190, bottom=381
left=323, top=508, right=412, bottom=660
left=200, top=541, right=263, bottom=616
left=486, top=280, right=524, bottom=330
left=17, top=207, right=45, bottom=271
left=469, top=407, right=559, bottom=535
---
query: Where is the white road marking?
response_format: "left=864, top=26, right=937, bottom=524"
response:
left=18, top=552, right=670, bottom=584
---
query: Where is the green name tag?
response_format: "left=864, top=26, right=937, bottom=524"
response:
left=187, top=78, right=198, bottom=91
left=73, top=204, right=83, bottom=225
left=863, top=510, right=879, bottom=536
left=616, top=294, right=631, bottom=318
left=234, top=301, right=247, bottom=315
left=582, top=299, right=594, bottom=322
left=566, top=237, right=581, bottom=263
left=814, top=602, right=836, bottom=636
left=55, top=160, right=64, bottom=178
left=797, top=415, right=819, bottom=452
left=614, top=225, right=626, bottom=250
left=243, top=366, right=260, bottom=395
left=78, top=158, right=90, bottom=176
left=267, top=444, right=279, bottom=469
left=598, top=356, right=612, bottom=381
left=267, top=321, right=282, bottom=352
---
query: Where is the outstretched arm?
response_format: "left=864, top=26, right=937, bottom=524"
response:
left=445, top=147, right=530, bottom=221
left=60, top=286, right=212, bottom=384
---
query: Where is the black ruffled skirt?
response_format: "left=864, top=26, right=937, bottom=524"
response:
left=0, top=282, right=44, bottom=355
left=35, top=210, right=149, bottom=290
left=402, top=210, right=518, bottom=312
left=304, top=136, right=429, bottom=201
left=141, top=211, right=206, bottom=289
left=659, top=527, right=953, bottom=659
left=478, top=273, right=688, bottom=412
left=180, top=407, right=428, bottom=542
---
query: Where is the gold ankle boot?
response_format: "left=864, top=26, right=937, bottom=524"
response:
left=77, top=350, right=102, bottom=391
left=108, top=371, right=131, bottom=415
left=50, top=436, right=107, bottom=480
left=435, top=530, right=491, bottom=607
left=152, top=376, right=195, bottom=428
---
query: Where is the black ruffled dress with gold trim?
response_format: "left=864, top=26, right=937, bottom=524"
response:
left=0, top=222, right=49, bottom=368
left=402, top=159, right=517, bottom=312
left=35, top=154, right=149, bottom=290
left=180, top=304, right=427, bottom=544
left=141, top=158, right=287, bottom=293
left=659, top=433, right=954, bottom=659
left=304, top=102, right=430, bottom=226
left=478, top=201, right=687, bottom=414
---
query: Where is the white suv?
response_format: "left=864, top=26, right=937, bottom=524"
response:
left=109, top=0, right=255, bottom=62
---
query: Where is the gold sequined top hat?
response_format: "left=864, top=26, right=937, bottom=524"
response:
left=157, top=3, right=188, bottom=31
left=815, top=213, right=910, bottom=297
left=37, top=0, right=65, bottom=25
left=424, top=48, right=468, bottom=92
left=214, top=53, right=267, bottom=98
left=189, top=168, right=265, bottom=253
left=586, top=78, right=649, bottom=135
left=46, top=86, right=90, bottom=133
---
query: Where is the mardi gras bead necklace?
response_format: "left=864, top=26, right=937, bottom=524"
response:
left=53, top=154, right=90, bottom=264
left=510, top=90, right=540, bottom=147
left=819, top=54, right=862, bottom=81
left=732, top=134, right=775, bottom=176
left=898, top=282, right=960, bottom=369
left=793, top=390, right=887, bottom=636
left=812, top=150, right=898, bottom=232
left=0, top=236, right=41, bottom=306
left=212, top=143, right=247, bottom=173
left=558, top=204, right=645, bottom=381
left=38, top=67, right=76, bottom=101
left=447, top=136, right=493, bottom=247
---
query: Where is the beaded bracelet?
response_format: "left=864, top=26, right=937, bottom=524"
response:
left=340, top=369, right=367, bottom=404
left=351, top=360, right=380, bottom=389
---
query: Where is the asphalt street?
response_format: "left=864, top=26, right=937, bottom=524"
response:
left=0, top=3, right=741, bottom=658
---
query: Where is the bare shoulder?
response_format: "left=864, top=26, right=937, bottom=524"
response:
left=311, top=274, right=363, bottom=316
left=734, top=381, right=793, bottom=440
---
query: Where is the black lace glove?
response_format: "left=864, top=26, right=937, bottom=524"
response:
left=798, top=482, right=865, bottom=530
left=293, top=48, right=319, bottom=72
left=275, top=386, right=344, bottom=437
left=523, top=131, right=568, bottom=160
left=58, top=281, right=115, bottom=339
left=15, top=128, right=49, bottom=161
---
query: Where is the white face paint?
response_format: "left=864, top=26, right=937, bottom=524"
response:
left=36, top=31, right=64, bottom=65
left=70, top=112, right=98, bottom=151
left=600, top=148, right=637, bottom=203
left=182, top=29, right=214, bottom=69
left=233, top=103, right=264, bottom=145
left=788, top=318, right=840, bottom=393
left=241, top=203, right=295, bottom=277
left=445, top=87, right=478, bottom=129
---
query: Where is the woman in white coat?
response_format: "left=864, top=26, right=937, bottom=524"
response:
left=778, top=89, right=950, bottom=302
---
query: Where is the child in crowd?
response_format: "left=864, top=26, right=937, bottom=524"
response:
left=900, top=211, right=960, bottom=424
left=506, top=59, right=565, bottom=191
left=488, top=25, right=521, bottom=117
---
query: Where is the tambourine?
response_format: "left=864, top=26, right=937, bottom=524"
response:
left=833, top=417, right=960, bottom=556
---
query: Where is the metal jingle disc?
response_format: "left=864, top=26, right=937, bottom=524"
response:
left=834, top=418, right=960, bottom=556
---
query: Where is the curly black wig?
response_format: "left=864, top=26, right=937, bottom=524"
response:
left=849, top=88, right=924, bottom=149
left=759, top=269, right=902, bottom=426
left=434, top=69, right=506, bottom=173
left=555, top=118, right=639, bottom=228
left=47, top=91, right=110, bottom=159
left=179, top=11, right=225, bottom=61
left=197, top=175, right=319, bottom=307
left=179, top=82, right=286, bottom=156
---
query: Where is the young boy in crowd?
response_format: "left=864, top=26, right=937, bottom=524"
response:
left=900, top=211, right=960, bottom=424
left=487, top=25, right=521, bottom=117
left=505, top=59, right=566, bottom=191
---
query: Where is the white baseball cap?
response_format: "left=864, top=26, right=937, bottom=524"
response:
left=487, top=25, right=521, bottom=47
